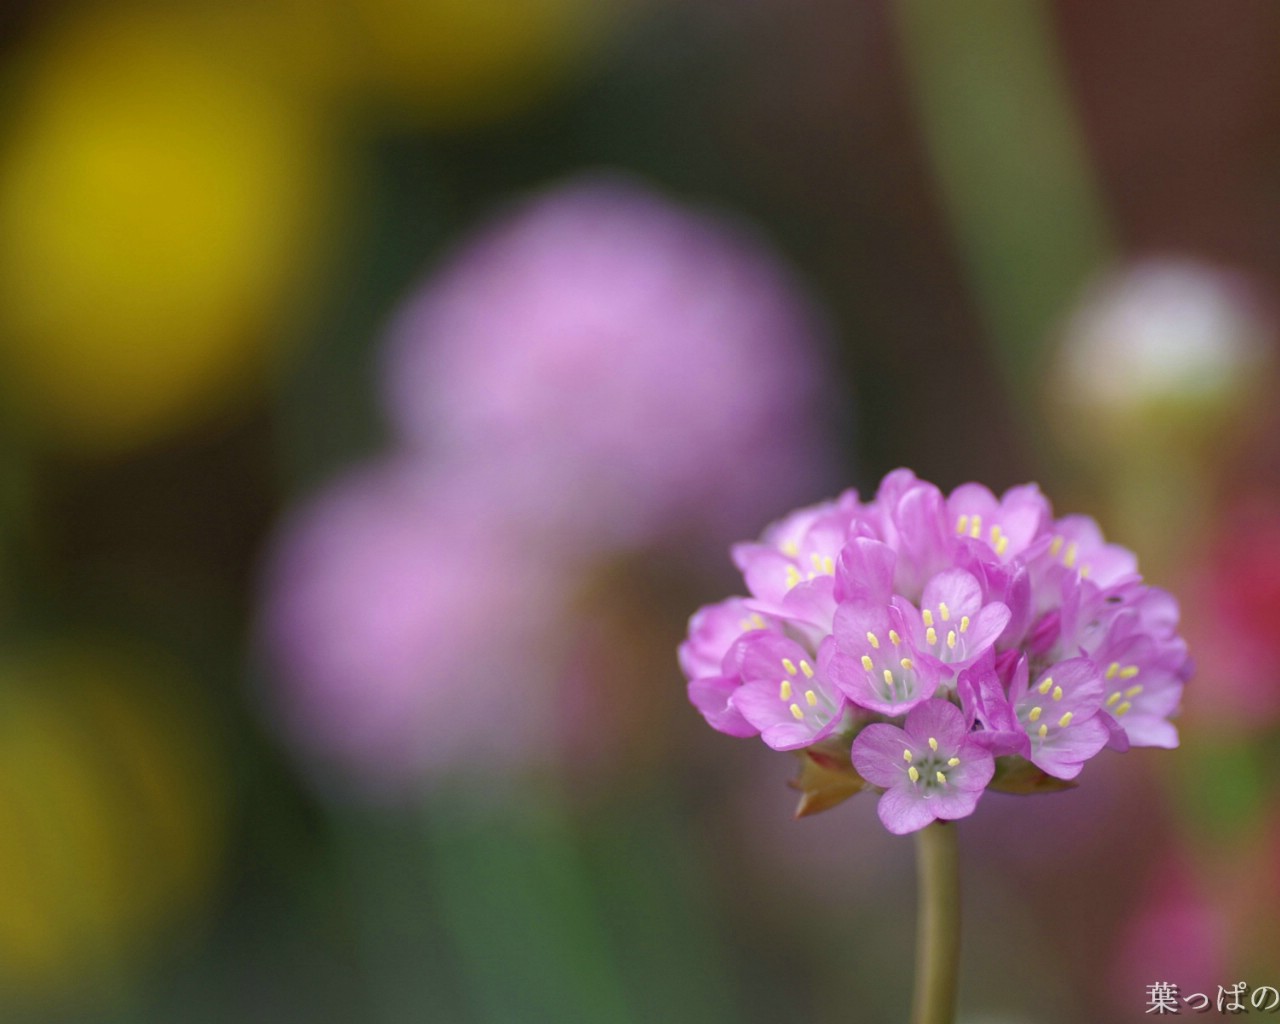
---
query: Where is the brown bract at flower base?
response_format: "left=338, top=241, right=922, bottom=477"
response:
left=789, top=741, right=868, bottom=818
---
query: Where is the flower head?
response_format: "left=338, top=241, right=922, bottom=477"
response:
left=680, top=470, right=1192, bottom=833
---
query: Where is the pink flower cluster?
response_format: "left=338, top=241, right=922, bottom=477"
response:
left=680, top=470, right=1192, bottom=834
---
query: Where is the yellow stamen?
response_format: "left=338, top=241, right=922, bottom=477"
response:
left=990, top=524, right=1003, bottom=544
left=936, top=771, right=947, bottom=784
left=1119, top=665, right=1140, bottom=679
left=928, top=737, right=938, bottom=751
left=1115, top=701, right=1132, bottom=716
left=956, top=514, right=969, bottom=534
left=779, top=680, right=792, bottom=700
left=1106, top=661, right=1121, bottom=680
left=1125, top=685, right=1143, bottom=698
left=805, top=690, right=818, bottom=707
left=789, top=703, right=804, bottom=721
left=939, top=602, right=951, bottom=622
left=946, top=630, right=957, bottom=650
left=1049, top=535, right=1064, bottom=557
left=866, top=632, right=880, bottom=649
left=908, top=766, right=920, bottom=783
left=782, top=658, right=798, bottom=675
left=810, top=553, right=823, bottom=571
left=823, top=556, right=835, bottom=575
left=959, top=615, right=970, bottom=633
left=1106, top=691, right=1122, bottom=707
left=1063, top=542, right=1078, bottom=569
left=1058, top=711, right=1074, bottom=728
left=947, top=757, right=960, bottom=767
left=903, top=749, right=913, bottom=763
left=1038, top=677, right=1053, bottom=695
left=969, top=514, right=982, bottom=538
left=800, top=660, right=814, bottom=679
left=782, top=540, right=799, bottom=556
left=785, top=566, right=802, bottom=588
left=1038, top=723, right=1048, bottom=739
left=751, top=614, right=766, bottom=629
left=1028, top=706, right=1042, bottom=722
left=861, top=655, right=874, bottom=672
left=900, top=658, right=914, bottom=671
left=1051, top=685, right=1063, bottom=702
left=926, top=627, right=938, bottom=646
left=922, top=609, right=934, bottom=627
left=995, top=535, right=1010, bottom=556
left=888, top=629, right=902, bottom=646
left=883, top=669, right=894, bottom=687
left=1080, top=564, right=1091, bottom=578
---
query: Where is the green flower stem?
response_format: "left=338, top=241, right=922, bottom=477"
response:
left=911, top=821, right=961, bottom=1024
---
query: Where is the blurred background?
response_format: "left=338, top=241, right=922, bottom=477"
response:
left=0, top=1, right=1278, bottom=1021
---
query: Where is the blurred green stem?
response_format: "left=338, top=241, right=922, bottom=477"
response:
left=911, top=822, right=960, bottom=1024
left=893, top=0, right=1113, bottom=428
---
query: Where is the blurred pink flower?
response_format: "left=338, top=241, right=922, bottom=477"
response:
left=380, top=173, right=838, bottom=550
left=1183, top=503, right=1280, bottom=728
left=258, top=457, right=569, bottom=796
left=1109, top=856, right=1229, bottom=1014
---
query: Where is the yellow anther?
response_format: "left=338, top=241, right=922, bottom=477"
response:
left=900, top=658, right=914, bottom=671
left=1051, top=685, right=1064, bottom=702
left=1124, top=684, right=1143, bottom=698
left=782, top=658, right=798, bottom=675
left=990, top=524, right=1003, bottom=544
left=1038, top=723, right=1048, bottom=739
left=908, top=766, right=920, bottom=783
left=936, top=771, right=948, bottom=784
left=903, top=749, right=913, bottom=763
left=888, top=629, right=902, bottom=646
left=785, top=566, right=802, bottom=588
left=939, top=602, right=951, bottom=621
left=1080, top=564, right=1091, bottom=578
left=861, top=655, right=874, bottom=672
left=926, top=627, right=938, bottom=646
left=822, top=556, right=835, bottom=575
left=1106, top=662, right=1120, bottom=679
left=752, top=614, right=766, bottom=629
left=805, top=689, right=818, bottom=707
left=1115, top=701, right=1132, bottom=716
left=1058, top=711, right=1074, bottom=728
left=947, top=757, right=960, bottom=767
left=1106, top=691, right=1122, bottom=707
left=956, top=514, right=969, bottom=535
left=1049, top=535, right=1064, bottom=557
left=959, top=615, right=970, bottom=633
left=800, top=660, right=814, bottom=678
left=1028, top=706, right=1042, bottom=722
left=782, top=540, right=799, bottom=556
left=779, top=680, right=792, bottom=700
left=789, top=703, right=804, bottom=721
left=928, top=737, right=938, bottom=751
left=946, top=630, right=957, bottom=650
left=1038, top=677, right=1053, bottom=695
left=922, top=609, right=934, bottom=627
left=811, top=553, right=823, bottom=571
left=1063, top=542, right=1078, bottom=569
left=1119, top=665, right=1140, bottom=679
left=866, top=632, right=880, bottom=649
left=995, top=536, right=1010, bottom=557
left=969, top=514, right=982, bottom=538
left=883, top=668, right=894, bottom=686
